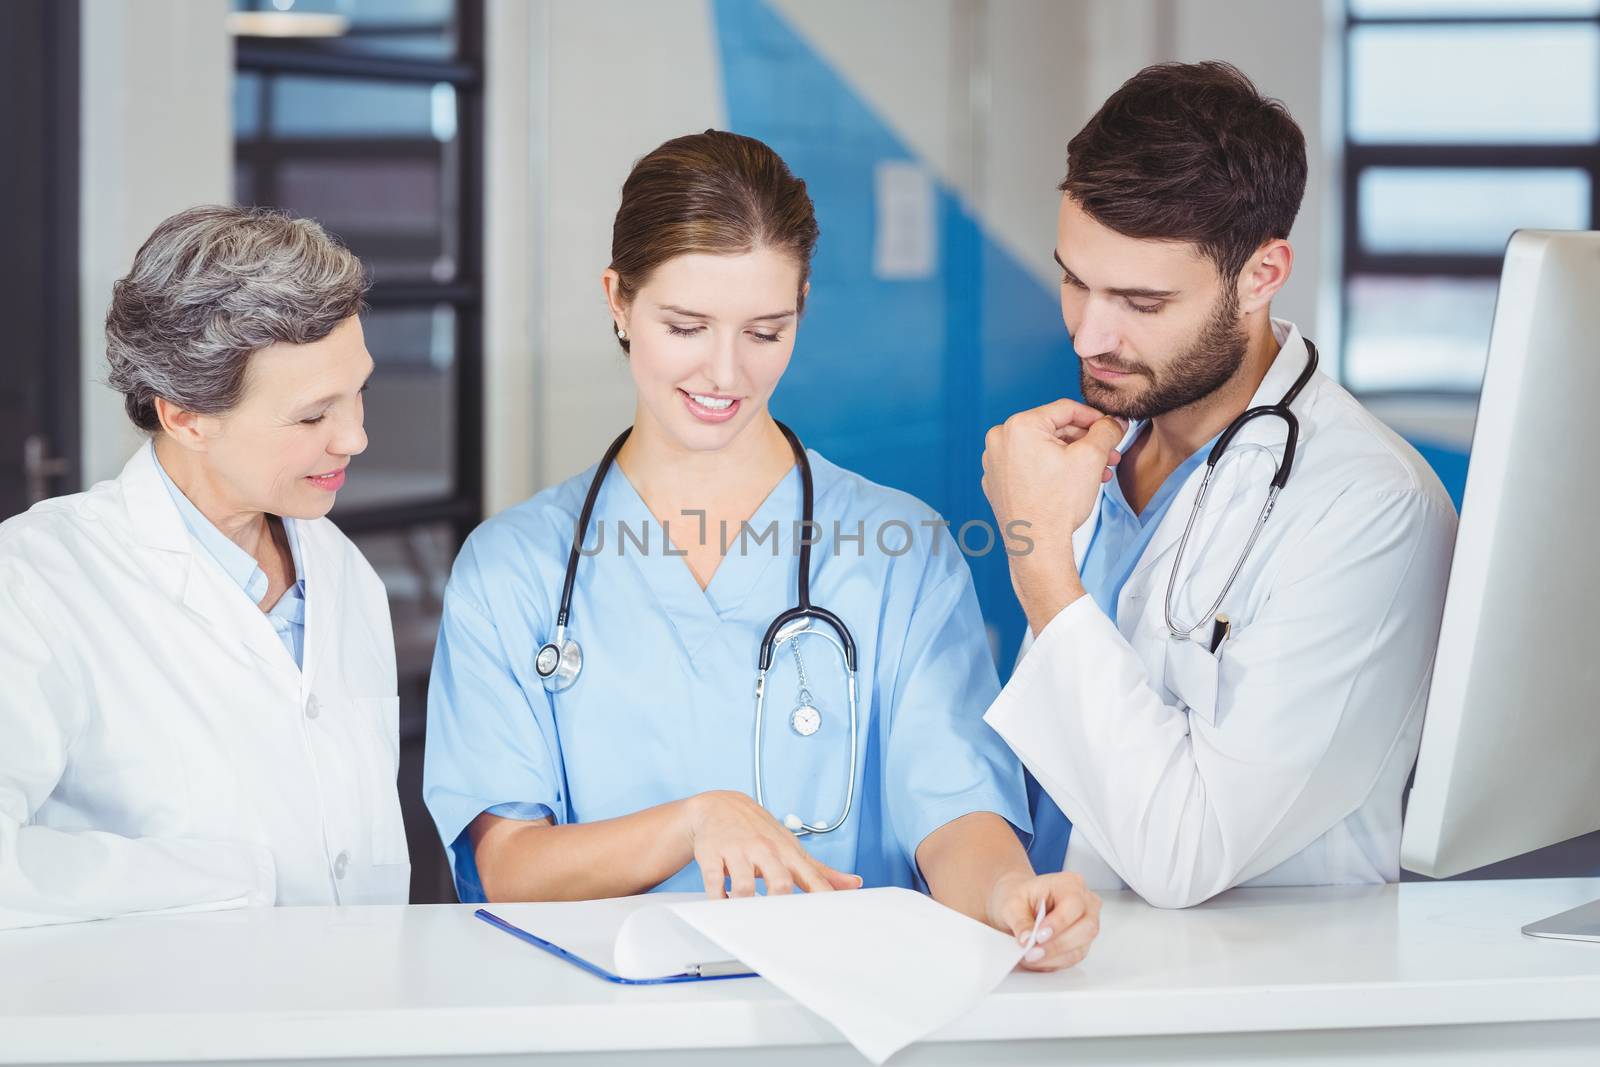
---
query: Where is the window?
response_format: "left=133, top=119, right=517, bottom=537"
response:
left=232, top=0, right=483, bottom=528
left=1341, top=2, right=1600, bottom=393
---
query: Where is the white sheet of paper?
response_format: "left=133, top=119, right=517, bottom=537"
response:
left=492, top=890, right=1030, bottom=1062
left=657, top=888, right=1026, bottom=1064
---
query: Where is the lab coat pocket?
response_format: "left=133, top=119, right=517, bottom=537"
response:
left=1162, top=639, right=1221, bottom=727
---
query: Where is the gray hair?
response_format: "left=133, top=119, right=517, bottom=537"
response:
left=105, top=205, right=371, bottom=432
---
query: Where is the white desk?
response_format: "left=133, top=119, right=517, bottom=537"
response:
left=5, top=878, right=1600, bottom=1066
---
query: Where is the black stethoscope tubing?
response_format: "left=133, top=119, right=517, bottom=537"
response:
left=1202, top=339, right=1319, bottom=489
left=546, top=420, right=859, bottom=678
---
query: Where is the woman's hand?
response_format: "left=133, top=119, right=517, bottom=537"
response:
left=682, top=791, right=862, bottom=898
left=986, top=870, right=1101, bottom=972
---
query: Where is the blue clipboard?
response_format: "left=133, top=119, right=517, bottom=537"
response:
left=474, top=908, right=759, bottom=986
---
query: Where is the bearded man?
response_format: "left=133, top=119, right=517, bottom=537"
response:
left=980, top=61, right=1457, bottom=909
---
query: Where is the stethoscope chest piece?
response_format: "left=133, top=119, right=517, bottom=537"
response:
left=536, top=635, right=582, bottom=692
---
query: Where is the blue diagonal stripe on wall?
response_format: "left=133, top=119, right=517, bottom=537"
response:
left=712, top=0, right=1078, bottom=670
left=711, top=0, right=1473, bottom=668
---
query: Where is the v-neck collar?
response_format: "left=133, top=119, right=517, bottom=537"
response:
left=600, top=459, right=805, bottom=659
left=151, top=440, right=304, bottom=605
left=1108, top=424, right=1214, bottom=528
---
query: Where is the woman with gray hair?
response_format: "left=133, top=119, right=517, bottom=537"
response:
left=0, top=205, right=409, bottom=928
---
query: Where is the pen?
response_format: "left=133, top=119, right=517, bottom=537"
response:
left=1208, top=613, right=1232, bottom=655
left=1021, top=897, right=1048, bottom=954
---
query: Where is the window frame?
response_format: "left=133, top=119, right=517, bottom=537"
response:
left=233, top=0, right=486, bottom=544
left=1340, top=5, right=1600, bottom=397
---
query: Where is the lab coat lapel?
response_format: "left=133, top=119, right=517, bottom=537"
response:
left=296, top=518, right=344, bottom=700
left=178, top=554, right=299, bottom=676
left=1071, top=504, right=1099, bottom=570
left=118, top=444, right=300, bottom=679
left=121, top=443, right=193, bottom=557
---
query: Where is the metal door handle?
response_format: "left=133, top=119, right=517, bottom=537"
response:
left=23, top=434, right=70, bottom=506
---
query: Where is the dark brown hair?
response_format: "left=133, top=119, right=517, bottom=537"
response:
left=608, top=129, right=819, bottom=352
left=1060, top=61, right=1307, bottom=280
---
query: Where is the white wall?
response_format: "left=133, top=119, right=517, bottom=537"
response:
left=482, top=0, right=734, bottom=505
left=482, top=0, right=539, bottom=516
left=484, top=1, right=1335, bottom=507
left=78, top=0, right=549, bottom=512
left=1080, top=0, right=1332, bottom=338
left=717, top=0, right=1327, bottom=325
left=977, top=1, right=1099, bottom=288
left=772, top=0, right=1093, bottom=289
left=1167, top=0, right=1332, bottom=340
left=515, top=1, right=728, bottom=500
left=491, top=0, right=1109, bottom=503
left=71, top=0, right=1336, bottom=507
left=42, top=0, right=1322, bottom=514
left=76, top=0, right=732, bottom=510
left=79, top=0, right=233, bottom=486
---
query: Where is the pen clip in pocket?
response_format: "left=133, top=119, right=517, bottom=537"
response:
left=1163, top=637, right=1221, bottom=726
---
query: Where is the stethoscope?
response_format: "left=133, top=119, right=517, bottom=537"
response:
left=534, top=421, right=861, bottom=837
left=1164, top=340, right=1319, bottom=647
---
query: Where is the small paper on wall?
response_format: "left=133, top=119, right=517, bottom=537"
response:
left=873, top=160, right=938, bottom=280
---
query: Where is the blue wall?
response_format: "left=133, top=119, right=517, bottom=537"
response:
left=713, top=0, right=1076, bottom=669
left=712, top=0, right=1472, bottom=671
left=1407, top=438, right=1471, bottom=510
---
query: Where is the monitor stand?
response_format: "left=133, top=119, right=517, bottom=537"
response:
left=1523, top=897, right=1600, bottom=942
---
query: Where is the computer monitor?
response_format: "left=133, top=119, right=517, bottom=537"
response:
left=1400, top=229, right=1600, bottom=942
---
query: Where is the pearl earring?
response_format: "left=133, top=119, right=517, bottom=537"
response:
left=616, top=325, right=628, bottom=341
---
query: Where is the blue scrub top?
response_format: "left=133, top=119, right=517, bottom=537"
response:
left=1026, top=426, right=1214, bottom=873
left=424, top=448, right=1031, bottom=902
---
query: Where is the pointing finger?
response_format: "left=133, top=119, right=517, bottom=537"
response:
left=788, top=853, right=837, bottom=894
left=819, top=862, right=863, bottom=891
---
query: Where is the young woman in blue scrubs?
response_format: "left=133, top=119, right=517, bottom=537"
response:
left=424, top=131, right=1099, bottom=971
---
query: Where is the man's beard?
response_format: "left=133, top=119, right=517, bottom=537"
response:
left=1077, top=289, right=1248, bottom=420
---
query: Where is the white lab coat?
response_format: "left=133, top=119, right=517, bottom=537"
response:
left=985, top=320, right=1458, bottom=908
left=0, top=445, right=409, bottom=930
